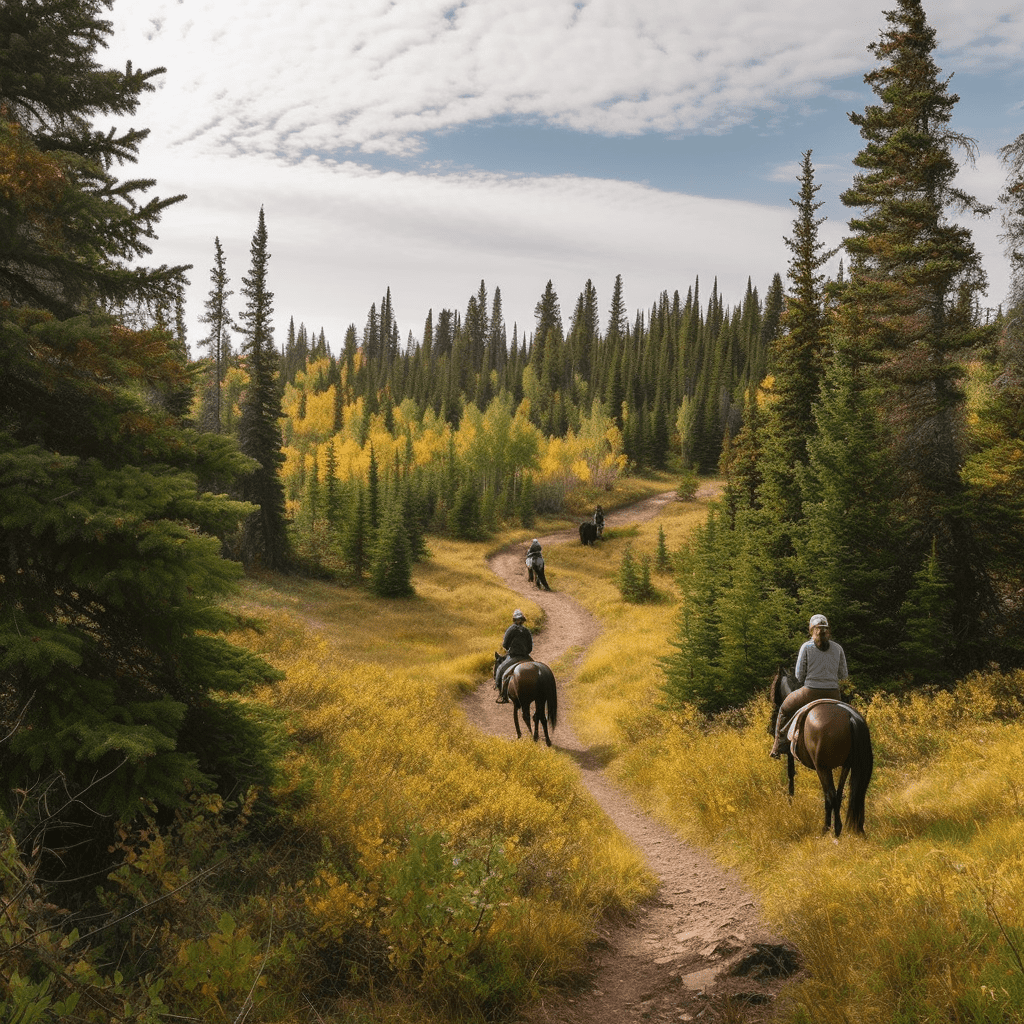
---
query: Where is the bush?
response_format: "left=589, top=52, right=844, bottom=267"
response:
left=677, top=467, right=699, bottom=500
left=616, top=545, right=656, bottom=603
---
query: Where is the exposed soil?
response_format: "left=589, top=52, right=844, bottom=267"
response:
left=462, top=489, right=801, bottom=1023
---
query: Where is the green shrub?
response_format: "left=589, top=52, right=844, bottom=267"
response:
left=616, top=545, right=656, bottom=603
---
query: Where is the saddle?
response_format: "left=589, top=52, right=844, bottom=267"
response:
left=496, top=655, right=527, bottom=687
left=786, top=698, right=849, bottom=748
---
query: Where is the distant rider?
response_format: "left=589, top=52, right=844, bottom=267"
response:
left=526, top=538, right=551, bottom=590
left=495, top=609, right=532, bottom=703
left=594, top=504, right=605, bottom=535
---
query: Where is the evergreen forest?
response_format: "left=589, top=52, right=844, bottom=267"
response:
left=4, top=0, right=1024, bottom=1021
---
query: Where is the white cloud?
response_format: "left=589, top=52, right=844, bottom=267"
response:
left=109, top=0, right=1022, bottom=159
left=105, top=0, right=1018, bottom=349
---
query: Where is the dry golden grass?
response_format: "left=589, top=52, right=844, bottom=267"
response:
left=229, top=480, right=1024, bottom=1023
left=524, top=484, right=1024, bottom=1023
left=223, top=525, right=658, bottom=1021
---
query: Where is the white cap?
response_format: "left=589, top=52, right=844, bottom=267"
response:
left=809, top=614, right=829, bottom=629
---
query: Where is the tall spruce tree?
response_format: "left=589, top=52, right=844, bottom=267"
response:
left=756, top=152, right=838, bottom=579
left=957, top=134, right=1024, bottom=663
left=840, top=0, right=994, bottom=663
left=0, top=9, right=279, bottom=822
left=196, top=236, right=233, bottom=432
left=235, top=207, right=289, bottom=569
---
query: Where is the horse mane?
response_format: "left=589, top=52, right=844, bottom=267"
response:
left=768, top=663, right=790, bottom=708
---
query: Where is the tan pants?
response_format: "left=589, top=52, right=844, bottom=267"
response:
left=773, top=685, right=842, bottom=750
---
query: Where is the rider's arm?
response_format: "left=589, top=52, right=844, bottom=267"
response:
left=795, top=643, right=809, bottom=685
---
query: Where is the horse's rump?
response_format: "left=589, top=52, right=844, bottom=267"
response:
left=507, top=659, right=557, bottom=731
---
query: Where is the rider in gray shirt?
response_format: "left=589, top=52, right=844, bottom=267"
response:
left=770, top=614, right=848, bottom=758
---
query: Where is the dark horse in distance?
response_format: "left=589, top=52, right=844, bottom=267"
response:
left=493, top=653, right=558, bottom=746
left=769, top=666, right=873, bottom=837
left=579, top=521, right=599, bottom=546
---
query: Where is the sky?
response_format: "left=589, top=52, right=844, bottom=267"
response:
left=104, top=0, right=1024, bottom=356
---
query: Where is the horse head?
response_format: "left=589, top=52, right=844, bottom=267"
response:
left=768, top=664, right=796, bottom=734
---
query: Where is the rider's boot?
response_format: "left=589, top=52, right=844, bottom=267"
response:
left=768, top=725, right=790, bottom=759
left=495, top=677, right=510, bottom=703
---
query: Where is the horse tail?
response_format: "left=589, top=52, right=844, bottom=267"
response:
left=542, top=665, right=557, bottom=730
left=844, top=710, right=873, bottom=834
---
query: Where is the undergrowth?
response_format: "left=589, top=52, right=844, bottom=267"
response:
left=0, top=511, right=655, bottom=1023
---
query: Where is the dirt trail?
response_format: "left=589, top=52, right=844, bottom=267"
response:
left=461, top=489, right=800, bottom=1023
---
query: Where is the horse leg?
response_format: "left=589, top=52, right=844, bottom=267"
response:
left=512, top=702, right=523, bottom=739
left=521, top=702, right=532, bottom=738
left=531, top=701, right=546, bottom=743
left=535, top=703, right=551, bottom=746
left=835, top=763, right=852, bottom=834
left=787, top=752, right=796, bottom=799
left=816, top=766, right=840, bottom=837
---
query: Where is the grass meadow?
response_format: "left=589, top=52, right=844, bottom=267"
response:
left=212, top=486, right=669, bottom=1022
left=210, top=473, right=1024, bottom=1022
left=552, top=489, right=1024, bottom=1024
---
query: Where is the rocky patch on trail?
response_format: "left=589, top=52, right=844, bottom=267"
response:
left=462, top=490, right=802, bottom=1023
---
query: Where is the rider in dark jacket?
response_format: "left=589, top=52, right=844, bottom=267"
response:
left=525, top=539, right=551, bottom=590
left=495, top=609, right=532, bottom=703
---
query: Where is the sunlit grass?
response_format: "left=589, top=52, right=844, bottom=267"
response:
left=521, top=480, right=1024, bottom=1023
left=226, top=478, right=1024, bottom=1022
left=223, top=522, right=659, bottom=1020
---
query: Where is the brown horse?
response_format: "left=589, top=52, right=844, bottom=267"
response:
left=493, top=653, right=558, bottom=746
left=769, top=666, right=873, bottom=837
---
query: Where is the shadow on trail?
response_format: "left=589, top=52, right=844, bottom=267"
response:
left=566, top=744, right=617, bottom=771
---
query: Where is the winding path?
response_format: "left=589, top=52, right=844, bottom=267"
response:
left=461, top=490, right=798, bottom=1024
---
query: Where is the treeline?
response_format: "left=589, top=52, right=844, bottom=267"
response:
left=268, top=272, right=777, bottom=476
left=192, top=231, right=780, bottom=582
left=663, top=1, right=1024, bottom=709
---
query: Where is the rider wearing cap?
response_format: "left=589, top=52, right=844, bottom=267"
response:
left=769, top=614, right=848, bottom=758
left=495, top=609, right=533, bottom=703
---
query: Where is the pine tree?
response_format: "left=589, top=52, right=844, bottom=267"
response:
left=0, top=306, right=280, bottom=820
left=196, top=236, right=233, bottom=432
left=958, top=137, right=1024, bottom=662
left=797, top=356, right=906, bottom=678
left=839, top=0, right=995, bottom=661
left=235, top=207, right=289, bottom=569
left=369, top=496, right=414, bottom=597
left=0, top=1, right=284, bottom=828
left=341, top=484, right=369, bottom=580
left=756, top=153, right=838, bottom=580
left=0, top=0, right=188, bottom=314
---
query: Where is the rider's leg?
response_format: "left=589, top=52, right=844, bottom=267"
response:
left=770, top=688, right=808, bottom=758
left=770, top=686, right=841, bottom=757
left=496, top=658, right=515, bottom=702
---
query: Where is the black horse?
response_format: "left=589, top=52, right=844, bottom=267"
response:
left=493, top=653, right=558, bottom=745
left=769, top=666, right=873, bottom=837
left=579, top=521, right=598, bottom=546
